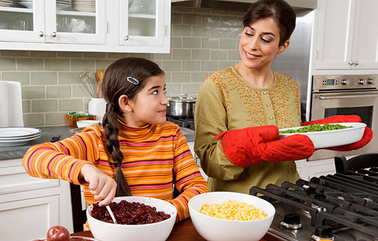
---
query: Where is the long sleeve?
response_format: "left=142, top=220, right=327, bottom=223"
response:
left=169, top=130, right=209, bottom=222
left=22, top=128, right=102, bottom=184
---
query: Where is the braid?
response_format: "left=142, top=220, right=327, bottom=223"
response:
left=102, top=105, right=131, bottom=197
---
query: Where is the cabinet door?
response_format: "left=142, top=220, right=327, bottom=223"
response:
left=351, top=0, right=378, bottom=69
left=0, top=195, right=59, bottom=241
left=315, top=0, right=355, bottom=69
left=45, top=0, right=106, bottom=44
left=117, top=0, right=170, bottom=53
left=0, top=0, right=45, bottom=43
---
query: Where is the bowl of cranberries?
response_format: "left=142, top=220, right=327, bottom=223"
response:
left=87, top=196, right=177, bottom=241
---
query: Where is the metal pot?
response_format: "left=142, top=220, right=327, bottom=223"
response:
left=167, top=95, right=196, bottom=118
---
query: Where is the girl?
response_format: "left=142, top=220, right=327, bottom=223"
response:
left=23, top=57, right=209, bottom=228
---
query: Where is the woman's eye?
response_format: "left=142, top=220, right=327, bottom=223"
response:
left=262, top=38, right=272, bottom=43
left=245, top=32, right=253, bottom=37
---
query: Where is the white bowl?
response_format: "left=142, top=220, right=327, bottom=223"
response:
left=76, top=120, right=101, bottom=128
left=87, top=196, right=177, bottom=241
left=279, top=122, right=366, bottom=149
left=188, top=192, right=275, bottom=241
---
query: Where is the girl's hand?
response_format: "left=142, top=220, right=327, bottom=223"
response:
left=79, top=163, right=117, bottom=206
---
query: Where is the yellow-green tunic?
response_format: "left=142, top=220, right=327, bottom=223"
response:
left=194, top=67, right=302, bottom=193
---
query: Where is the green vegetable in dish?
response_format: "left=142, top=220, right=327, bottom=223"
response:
left=279, top=123, right=352, bottom=134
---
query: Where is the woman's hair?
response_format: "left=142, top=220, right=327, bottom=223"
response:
left=243, top=0, right=296, bottom=46
left=101, top=57, right=164, bottom=197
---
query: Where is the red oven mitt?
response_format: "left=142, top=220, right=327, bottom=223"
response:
left=215, top=125, right=315, bottom=168
left=301, top=115, right=373, bottom=151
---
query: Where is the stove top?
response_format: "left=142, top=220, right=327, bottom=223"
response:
left=166, top=116, right=195, bottom=130
left=251, top=154, right=378, bottom=241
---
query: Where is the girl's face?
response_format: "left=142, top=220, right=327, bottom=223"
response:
left=121, top=74, right=168, bottom=127
left=238, top=18, right=289, bottom=72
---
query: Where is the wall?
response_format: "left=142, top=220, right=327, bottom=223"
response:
left=0, top=6, right=243, bottom=127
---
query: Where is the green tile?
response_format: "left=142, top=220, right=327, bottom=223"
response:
left=152, top=53, right=172, bottom=60
left=183, top=14, right=202, bottom=25
left=45, top=112, right=68, bottom=126
left=22, top=86, right=45, bottom=99
left=211, top=27, right=229, bottom=38
left=166, top=83, right=181, bottom=96
left=23, top=113, right=44, bottom=127
left=220, top=39, right=237, bottom=49
left=47, top=86, right=71, bottom=98
left=171, top=13, right=183, bottom=24
left=1, top=50, right=29, bottom=57
left=73, top=85, right=93, bottom=98
left=219, top=61, right=236, bottom=70
left=210, top=50, right=228, bottom=60
left=173, top=49, right=191, bottom=60
left=45, top=59, right=70, bottom=71
left=183, top=38, right=201, bottom=48
left=164, top=72, right=172, bottom=83
left=172, top=72, right=191, bottom=83
left=59, top=72, right=81, bottom=84
left=181, top=83, right=200, bottom=95
left=18, top=58, right=44, bottom=71
left=30, top=51, right=57, bottom=57
left=203, top=16, right=221, bottom=26
left=171, top=6, right=193, bottom=13
left=129, top=53, right=152, bottom=59
left=162, top=61, right=182, bottom=71
left=229, top=28, right=242, bottom=38
left=228, top=50, right=241, bottom=60
left=192, top=49, right=209, bottom=60
left=107, top=53, right=130, bottom=59
left=32, top=100, right=57, bottom=112
left=201, top=61, right=219, bottom=71
left=0, top=58, right=16, bottom=70
left=59, top=99, right=83, bottom=111
left=170, top=37, right=183, bottom=48
left=211, top=9, right=229, bottom=15
left=220, top=16, right=240, bottom=27
left=191, top=72, right=209, bottom=83
left=193, top=26, right=210, bottom=37
left=182, top=61, right=200, bottom=71
left=172, top=25, right=192, bottom=37
left=96, top=60, right=113, bottom=70
left=57, top=52, right=83, bottom=58
left=2, top=72, right=29, bottom=85
left=22, top=100, right=30, bottom=113
left=31, top=72, right=58, bottom=85
left=202, top=38, right=220, bottom=49
left=71, top=59, right=95, bottom=71
left=83, top=52, right=107, bottom=58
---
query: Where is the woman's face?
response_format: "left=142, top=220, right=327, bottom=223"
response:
left=238, top=18, right=289, bottom=71
left=121, top=74, right=168, bottom=127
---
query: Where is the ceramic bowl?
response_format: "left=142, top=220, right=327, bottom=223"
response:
left=188, top=191, right=275, bottom=241
left=76, top=120, right=101, bottom=128
left=87, top=196, right=177, bottom=241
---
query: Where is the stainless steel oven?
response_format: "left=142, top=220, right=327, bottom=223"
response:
left=309, top=74, right=378, bottom=161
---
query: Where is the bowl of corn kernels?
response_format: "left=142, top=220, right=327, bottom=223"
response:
left=188, top=191, right=275, bottom=241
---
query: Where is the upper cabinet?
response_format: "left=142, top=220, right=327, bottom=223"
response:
left=0, top=0, right=171, bottom=53
left=314, top=0, right=378, bottom=70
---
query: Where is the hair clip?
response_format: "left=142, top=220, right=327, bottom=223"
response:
left=127, top=77, right=139, bottom=85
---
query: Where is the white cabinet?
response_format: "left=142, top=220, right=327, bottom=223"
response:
left=314, top=0, right=378, bottom=70
left=0, top=0, right=171, bottom=53
left=0, top=159, right=72, bottom=241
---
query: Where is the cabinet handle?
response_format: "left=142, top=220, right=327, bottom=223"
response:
left=355, top=61, right=359, bottom=66
left=348, top=61, right=353, bottom=66
left=51, top=32, right=57, bottom=38
left=123, top=36, right=129, bottom=41
left=38, top=31, right=44, bottom=37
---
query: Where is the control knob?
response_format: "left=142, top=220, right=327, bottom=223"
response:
left=367, top=78, right=374, bottom=85
left=341, top=79, right=350, bottom=85
left=358, top=79, right=366, bottom=85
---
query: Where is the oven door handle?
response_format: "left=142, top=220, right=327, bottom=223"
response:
left=319, top=93, right=378, bottom=99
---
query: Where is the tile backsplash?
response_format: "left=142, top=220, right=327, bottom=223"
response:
left=0, top=6, right=243, bottom=127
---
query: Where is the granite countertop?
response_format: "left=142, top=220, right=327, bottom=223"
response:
left=0, top=126, right=195, bottom=160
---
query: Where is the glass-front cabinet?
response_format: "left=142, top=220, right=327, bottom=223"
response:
left=0, top=0, right=106, bottom=45
left=0, top=0, right=170, bottom=53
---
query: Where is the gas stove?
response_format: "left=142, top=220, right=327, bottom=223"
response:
left=166, top=116, right=195, bottom=130
left=251, top=153, right=378, bottom=241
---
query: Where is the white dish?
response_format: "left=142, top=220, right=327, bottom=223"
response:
left=18, top=1, right=33, bottom=8
left=278, top=122, right=366, bottom=149
left=0, top=133, right=41, bottom=146
left=76, top=120, right=101, bottom=128
left=0, top=127, right=41, bottom=138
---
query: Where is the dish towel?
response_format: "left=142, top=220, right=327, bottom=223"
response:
left=0, top=81, right=24, bottom=127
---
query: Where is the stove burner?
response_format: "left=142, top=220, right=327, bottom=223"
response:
left=166, top=116, right=195, bottom=130
left=311, top=225, right=334, bottom=241
left=280, top=213, right=302, bottom=230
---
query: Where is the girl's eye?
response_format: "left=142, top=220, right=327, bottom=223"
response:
left=163, top=88, right=167, bottom=94
left=152, top=90, right=158, bottom=95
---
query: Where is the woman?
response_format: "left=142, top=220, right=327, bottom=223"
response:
left=194, top=0, right=372, bottom=193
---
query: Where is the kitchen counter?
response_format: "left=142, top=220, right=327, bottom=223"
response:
left=0, top=126, right=195, bottom=160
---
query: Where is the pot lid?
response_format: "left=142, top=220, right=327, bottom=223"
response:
left=168, top=95, right=196, bottom=103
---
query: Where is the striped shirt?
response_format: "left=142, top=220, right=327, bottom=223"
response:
left=22, top=120, right=209, bottom=226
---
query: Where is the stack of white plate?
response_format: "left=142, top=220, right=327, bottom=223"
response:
left=57, top=0, right=71, bottom=11
left=0, top=127, right=42, bottom=147
left=0, top=0, right=13, bottom=7
left=72, top=0, right=95, bottom=12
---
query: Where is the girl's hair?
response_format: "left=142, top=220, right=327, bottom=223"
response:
left=101, top=57, right=164, bottom=197
left=243, top=0, right=296, bottom=46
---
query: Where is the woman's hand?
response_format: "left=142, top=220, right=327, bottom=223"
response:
left=79, top=163, right=117, bottom=206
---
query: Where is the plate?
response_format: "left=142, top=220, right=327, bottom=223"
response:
left=0, top=133, right=41, bottom=146
left=18, top=1, right=33, bottom=8
left=0, top=127, right=41, bottom=138
left=278, top=122, right=366, bottom=149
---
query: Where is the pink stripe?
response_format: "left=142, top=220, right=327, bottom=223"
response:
left=176, top=173, right=202, bottom=185
left=131, top=183, right=172, bottom=190
left=119, top=136, right=174, bottom=146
